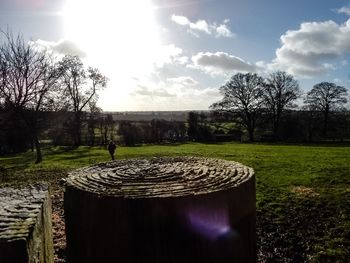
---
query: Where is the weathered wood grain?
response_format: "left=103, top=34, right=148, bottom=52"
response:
left=65, top=157, right=256, bottom=263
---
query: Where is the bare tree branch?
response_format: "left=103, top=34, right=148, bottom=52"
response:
left=210, top=73, right=264, bottom=141
left=263, top=71, right=301, bottom=138
left=304, top=82, right=348, bottom=136
left=0, top=29, right=61, bottom=163
left=58, top=55, right=107, bottom=145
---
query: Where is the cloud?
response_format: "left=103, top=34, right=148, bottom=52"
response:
left=175, top=56, right=189, bottom=65
left=269, top=19, right=350, bottom=77
left=150, top=45, right=190, bottom=82
left=171, top=14, right=234, bottom=38
left=167, top=76, right=198, bottom=86
left=189, top=19, right=211, bottom=34
left=215, top=24, right=233, bottom=38
left=132, top=80, right=221, bottom=110
left=30, top=39, right=86, bottom=58
left=337, top=6, right=350, bottom=16
left=154, top=44, right=183, bottom=67
left=171, top=14, right=191, bottom=25
left=191, top=51, right=257, bottom=75
left=133, top=85, right=176, bottom=98
left=178, top=87, right=221, bottom=110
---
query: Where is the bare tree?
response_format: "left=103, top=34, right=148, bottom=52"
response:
left=187, top=111, right=199, bottom=141
left=86, top=101, right=102, bottom=146
left=0, top=30, right=61, bottom=163
left=263, top=71, right=301, bottom=139
left=58, top=55, right=107, bottom=146
left=304, top=82, right=348, bottom=136
left=210, top=73, right=264, bottom=141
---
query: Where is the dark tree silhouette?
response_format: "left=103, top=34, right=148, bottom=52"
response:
left=97, top=114, right=115, bottom=145
left=58, top=55, right=107, bottom=146
left=117, top=121, right=138, bottom=146
left=186, top=111, right=214, bottom=142
left=86, top=102, right=102, bottom=146
left=187, top=111, right=199, bottom=141
left=0, top=30, right=61, bottom=163
left=104, top=114, right=115, bottom=143
left=300, top=104, right=321, bottom=142
left=211, top=73, right=264, bottom=141
left=304, top=82, right=348, bottom=136
left=150, top=119, right=168, bottom=143
left=170, top=121, right=186, bottom=141
left=263, top=71, right=301, bottom=139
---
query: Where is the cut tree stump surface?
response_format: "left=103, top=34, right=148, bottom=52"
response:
left=66, top=157, right=254, bottom=198
left=65, top=157, right=256, bottom=263
left=0, top=184, right=53, bottom=263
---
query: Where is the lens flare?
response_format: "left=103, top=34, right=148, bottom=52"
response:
left=186, top=205, right=233, bottom=241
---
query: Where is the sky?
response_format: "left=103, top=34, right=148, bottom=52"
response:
left=0, top=0, right=350, bottom=111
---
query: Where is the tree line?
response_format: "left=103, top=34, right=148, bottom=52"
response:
left=210, top=72, right=349, bottom=142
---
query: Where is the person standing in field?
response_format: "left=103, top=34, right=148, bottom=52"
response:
left=108, top=140, right=117, bottom=160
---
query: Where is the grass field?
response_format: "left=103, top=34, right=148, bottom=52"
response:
left=0, top=142, right=349, bottom=262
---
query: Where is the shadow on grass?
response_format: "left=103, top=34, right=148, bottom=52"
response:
left=56, top=152, right=102, bottom=161
left=0, top=152, right=34, bottom=174
left=257, top=191, right=350, bottom=262
left=44, top=145, right=79, bottom=155
left=254, top=141, right=350, bottom=148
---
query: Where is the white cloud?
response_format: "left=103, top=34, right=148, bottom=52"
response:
left=179, top=87, right=221, bottom=110
left=158, top=25, right=169, bottom=33
left=337, top=6, right=350, bottom=16
left=150, top=46, right=190, bottom=83
left=175, top=56, right=189, bottom=65
left=215, top=24, right=233, bottom=38
left=154, top=44, right=183, bottom=67
left=133, top=85, right=176, bottom=98
left=191, top=51, right=256, bottom=75
left=167, top=76, right=198, bottom=86
left=190, top=19, right=210, bottom=34
left=171, top=14, right=234, bottom=38
left=94, top=41, right=185, bottom=111
left=131, top=79, right=221, bottom=110
left=269, top=19, right=350, bottom=77
left=171, top=14, right=191, bottom=25
left=30, top=39, right=86, bottom=58
left=128, top=72, right=221, bottom=110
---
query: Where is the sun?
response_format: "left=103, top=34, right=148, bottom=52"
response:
left=63, top=0, right=161, bottom=110
left=63, top=0, right=160, bottom=78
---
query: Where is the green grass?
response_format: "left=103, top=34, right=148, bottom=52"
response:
left=1, top=142, right=349, bottom=262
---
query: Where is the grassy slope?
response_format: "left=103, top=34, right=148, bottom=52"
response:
left=0, top=142, right=349, bottom=262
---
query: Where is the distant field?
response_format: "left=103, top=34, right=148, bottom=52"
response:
left=0, top=142, right=349, bottom=262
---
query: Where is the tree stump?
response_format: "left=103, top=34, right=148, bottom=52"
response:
left=0, top=184, right=54, bottom=263
left=64, top=157, right=256, bottom=263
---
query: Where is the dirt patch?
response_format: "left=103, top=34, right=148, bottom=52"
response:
left=291, top=186, right=319, bottom=197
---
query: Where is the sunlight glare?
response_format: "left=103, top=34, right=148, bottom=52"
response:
left=64, top=0, right=160, bottom=83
